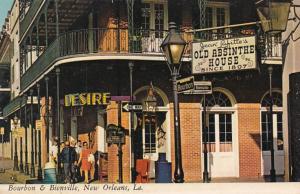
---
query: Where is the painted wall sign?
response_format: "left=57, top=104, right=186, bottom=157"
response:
left=64, top=93, right=111, bottom=107
left=192, top=36, right=256, bottom=74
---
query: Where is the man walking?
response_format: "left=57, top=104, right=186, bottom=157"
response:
left=60, top=141, right=76, bottom=183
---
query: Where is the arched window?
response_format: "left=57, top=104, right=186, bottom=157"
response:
left=260, top=90, right=283, bottom=151
left=205, top=91, right=233, bottom=107
left=203, top=89, right=235, bottom=153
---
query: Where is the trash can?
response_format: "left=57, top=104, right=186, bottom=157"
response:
left=43, top=162, right=57, bottom=184
left=155, top=153, right=172, bottom=183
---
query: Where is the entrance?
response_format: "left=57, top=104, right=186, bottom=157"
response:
left=133, top=85, right=170, bottom=178
left=260, top=90, right=284, bottom=175
left=201, top=89, right=238, bottom=178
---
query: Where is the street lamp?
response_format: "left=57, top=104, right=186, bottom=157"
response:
left=256, top=0, right=291, bottom=34
left=144, top=83, right=157, bottom=113
left=160, top=22, right=187, bottom=183
left=256, top=0, right=291, bottom=182
left=12, top=115, right=19, bottom=171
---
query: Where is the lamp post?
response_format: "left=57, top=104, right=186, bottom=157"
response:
left=255, top=0, right=291, bottom=182
left=24, top=94, right=29, bottom=175
left=19, top=98, right=24, bottom=173
left=13, top=115, right=19, bottom=171
left=128, top=61, right=135, bottom=183
left=160, top=22, right=186, bottom=183
left=37, top=83, right=43, bottom=180
left=30, top=89, right=35, bottom=178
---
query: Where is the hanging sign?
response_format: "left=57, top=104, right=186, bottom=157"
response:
left=36, top=120, right=42, bottom=131
left=0, top=127, right=4, bottom=135
left=192, top=36, right=256, bottom=74
left=64, top=92, right=111, bottom=107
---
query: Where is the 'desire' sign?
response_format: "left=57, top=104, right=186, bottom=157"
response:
left=192, top=36, right=256, bottom=74
left=65, top=92, right=111, bottom=106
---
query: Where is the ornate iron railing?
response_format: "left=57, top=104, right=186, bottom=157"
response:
left=20, top=0, right=45, bottom=39
left=20, top=27, right=282, bottom=91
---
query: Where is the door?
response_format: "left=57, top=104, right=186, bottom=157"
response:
left=141, top=2, right=167, bottom=52
left=261, top=112, right=284, bottom=175
left=203, top=112, right=236, bottom=177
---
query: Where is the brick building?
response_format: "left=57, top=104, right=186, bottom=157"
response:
left=1, top=0, right=287, bottom=183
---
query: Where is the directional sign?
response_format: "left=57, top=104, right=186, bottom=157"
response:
left=184, top=81, right=212, bottom=95
left=122, top=102, right=143, bottom=112
left=194, top=81, right=212, bottom=94
left=177, top=76, right=194, bottom=94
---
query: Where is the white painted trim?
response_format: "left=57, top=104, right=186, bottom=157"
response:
left=233, top=109, right=240, bottom=177
left=260, top=88, right=282, bottom=105
left=0, top=88, right=10, bottom=92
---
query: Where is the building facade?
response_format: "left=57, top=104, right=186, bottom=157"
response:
left=1, top=0, right=288, bottom=183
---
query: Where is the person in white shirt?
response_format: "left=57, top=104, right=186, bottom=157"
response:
left=49, top=137, right=58, bottom=163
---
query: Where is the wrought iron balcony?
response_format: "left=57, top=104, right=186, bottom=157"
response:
left=20, top=27, right=283, bottom=92
left=20, top=0, right=44, bottom=39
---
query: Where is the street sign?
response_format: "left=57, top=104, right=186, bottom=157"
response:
left=122, top=102, right=143, bottom=112
left=184, top=81, right=213, bottom=95
left=36, top=120, right=42, bottom=131
left=193, top=81, right=213, bottom=94
left=177, top=76, right=195, bottom=94
left=0, top=127, right=4, bottom=135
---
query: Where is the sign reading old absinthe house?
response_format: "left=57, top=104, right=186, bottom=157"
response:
left=192, top=36, right=256, bottom=74
left=65, top=93, right=111, bottom=106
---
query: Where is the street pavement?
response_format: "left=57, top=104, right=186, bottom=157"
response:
left=0, top=159, right=15, bottom=184
left=0, top=159, right=285, bottom=184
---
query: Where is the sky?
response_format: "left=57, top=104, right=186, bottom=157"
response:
left=0, top=0, right=13, bottom=27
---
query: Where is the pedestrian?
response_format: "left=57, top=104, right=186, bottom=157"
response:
left=49, top=137, right=58, bottom=163
left=78, top=141, right=93, bottom=184
left=75, top=140, right=82, bottom=177
left=60, top=141, right=77, bottom=183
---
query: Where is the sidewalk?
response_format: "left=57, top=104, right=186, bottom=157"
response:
left=0, top=159, right=39, bottom=184
left=0, top=158, right=285, bottom=184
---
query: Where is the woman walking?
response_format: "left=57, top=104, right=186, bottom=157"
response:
left=78, top=141, right=92, bottom=183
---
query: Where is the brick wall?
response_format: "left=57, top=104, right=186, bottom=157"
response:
left=238, top=103, right=261, bottom=178
left=170, top=103, right=201, bottom=182
left=107, top=101, right=130, bottom=183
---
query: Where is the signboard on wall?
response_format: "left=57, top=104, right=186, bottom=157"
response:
left=192, top=36, right=256, bottom=74
left=64, top=92, right=111, bottom=107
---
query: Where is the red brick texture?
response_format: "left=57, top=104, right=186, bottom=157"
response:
left=237, top=103, right=262, bottom=178
left=170, top=103, right=202, bottom=182
left=107, top=101, right=130, bottom=183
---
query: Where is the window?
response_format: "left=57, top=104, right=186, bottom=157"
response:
left=154, top=4, right=164, bottom=38
left=141, top=3, right=151, bottom=37
left=261, top=91, right=283, bottom=151
left=219, top=114, right=232, bottom=152
left=144, top=114, right=156, bottom=153
left=193, top=3, right=229, bottom=29
left=141, top=2, right=166, bottom=35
